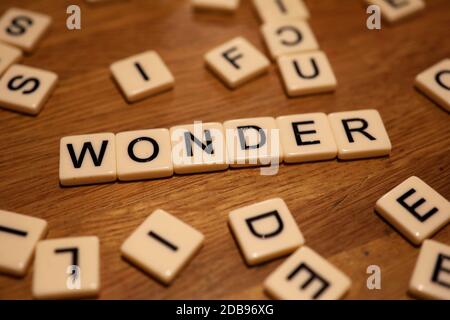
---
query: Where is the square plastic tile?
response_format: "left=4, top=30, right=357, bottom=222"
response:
left=116, top=129, right=173, bottom=181
left=277, top=113, right=337, bottom=163
left=204, top=37, right=270, bottom=89
left=409, top=239, right=450, bottom=300
left=0, top=210, right=47, bottom=277
left=376, top=176, right=450, bottom=245
left=59, top=133, right=117, bottom=186
left=121, top=209, right=204, bottom=285
left=0, top=64, right=57, bottom=115
left=277, top=51, right=336, bottom=96
left=0, top=7, right=51, bottom=52
left=261, top=20, right=318, bottom=59
left=228, top=198, right=304, bottom=265
left=415, top=58, right=450, bottom=112
left=32, top=236, right=100, bottom=299
left=170, top=122, right=228, bottom=174
left=328, top=109, right=391, bottom=160
left=110, top=50, right=174, bottom=102
left=264, top=246, right=351, bottom=300
left=223, top=117, right=282, bottom=167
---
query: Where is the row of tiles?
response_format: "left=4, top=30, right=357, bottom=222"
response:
left=59, top=109, right=392, bottom=186
left=1, top=41, right=447, bottom=117
left=245, top=0, right=345, bottom=106
left=191, top=0, right=426, bottom=24
left=1, top=175, right=449, bottom=299
left=113, top=0, right=327, bottom=101
left=1, top=5, right=448, bottom=115
left=193, top=0, right=428, bottom=97
left=112, top=32, right=330, bottom=101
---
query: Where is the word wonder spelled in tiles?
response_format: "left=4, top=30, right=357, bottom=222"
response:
left=59, top=109, right=392, bottom=186
left=121, top=209, right=204, bottom=285
left=0, top=7, right=51, bottom=52
left=375, top=176, right=450, bottom=245
left=32, top=236, right=100, bottom=299
left=409, top=240, right=450, bottom=300
left=264, top=246, right=351, bottom=300
left=0, top=64, right=58, bottom=115
left=0, top=210, right=47, bottom=277
left=228, top=198, right=304, bottom=265
left=415, top=58, right=450, bottom=112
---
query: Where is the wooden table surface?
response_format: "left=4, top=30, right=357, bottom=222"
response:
left=0, top=0, right=449, bottom=300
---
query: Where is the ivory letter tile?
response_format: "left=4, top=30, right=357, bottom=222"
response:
left=261, top=20, right=318, bottom=59
left=264, top=246, right=351, bottom=300
left=328, top=109, right=391, bottom=160
left=277, top=51, right=336, bottom=96
left=121, top=209, right=204, bottom=285
left=376, top=176, right=450, bottom=245
left=110, top=50, right=174, bottom=102
left=170, top=122, right=228, bottom=174
left=32, top=236, right=100, bottom=299
left=409, top=240, right=450, bottom=300
left=223, top=117, right=282, bottom=167
left=415, top=59, right=450, bottom=112
left=0, top=8, right=51, bottom=52
left=228, top=198, right=304, bottom=265
left=59, top=133, right=117, bottom=186
left=0, top=210, right=47, bottom=277
left=277, top=113, right=337, bottom=163
left=116, top=129, right=173, bottom=181
left=204, top=37, right=270, bottom=89
left=0, top=64, right=57, bottom=115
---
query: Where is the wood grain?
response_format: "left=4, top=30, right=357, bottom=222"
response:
left=0, top=0, right=449, bottom=299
